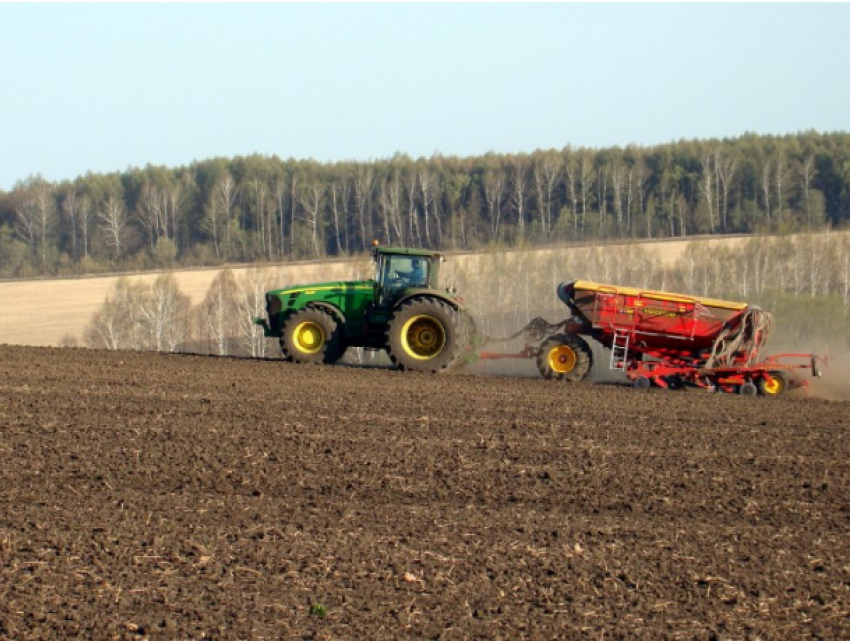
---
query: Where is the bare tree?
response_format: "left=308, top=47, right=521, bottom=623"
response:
left=14, top=184, right=55, bottom=272
left=98, top=195, right=130, bottom=262
left=298, top=181, right=325, bottom=257
left=418, top=166, right=435, bottom=246
left=799, top=155, right=818, bottom=229
left=250, top=178, right=271, bottom=259
left=61, top=190, right=82, bottom=260
left=611, top=159, right=627, bottom=236
left=201, top=172, right=239, bottom=259
left=354, top=167, right=374, bottom=251
left=329, top=179, right=348, bottom=254
left=563, top=153, right=579, bottom=233
left=760, top=160, right=772, bottom=225
left=166, top=176, right=188, bottom=248
left=138, top=273, right=191, bottom=352
left=509, top=157, right=529, bottom=239
left=217, top=173, right=239, bottom=259
left=403, top=171, right=420, bottom=247
left=596, top=164, right=609, bottom=237
left=271, top=175, right=288, bottom=258
left=774, top=152, right=790, bottom=227
left=83, top=276, right=147, bottom=350
left=14, top=198, right=38, bottom=255
left=236, top=268, right=275, bottom=357
left=378, top=170, right=404, bottom=246
left=533, top=152, right=561, bottom=237
left=577, top=151, right=596, bottom=235
left=137, top=181, right=167, bottom=250
left=483, top=167, right=507, bottom=241
left=715, top=151, right=736, bottom=232
left=700, top=152, right=716, bottom=233
left=200, top=269, right=239, bottom=356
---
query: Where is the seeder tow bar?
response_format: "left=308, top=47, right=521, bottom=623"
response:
left=475, top=280, right=827, bottom=397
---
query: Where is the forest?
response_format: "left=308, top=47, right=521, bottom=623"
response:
left=1, top=130, right=849, bottom=278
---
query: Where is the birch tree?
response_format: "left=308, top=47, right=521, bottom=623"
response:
left=329, top=179, right=348, bottom=254
left=354, top=167, right=374, bottom=251
left=200, top=268, right=239, bottom=356
left=700, top=152, right=716, bottom=233
left=14, top=197, right=38, bottom=256
left=533, top=151, right=560, bottom=237
left=378, top=170, right=403, bottom=246
left=509, top=157, right=528, bottom=240
left=138, top=273, right=191, bottom=352
left=83, top=276, right=148, bottom=350
left=418, top=166, right=435, bottom=246
left=236, top=268, right=275, bottom=357
left=483, top=167, right=506, bottom=242
left=61, top=190, right=82, bottom=261
left=577, top=151, right=596, bottom=235
left=799, top=155, right=818, bottom=229
left=98, top=195, right=130, bottom=262
left=137, top=181, right=167, bottom=250
left=715, top=151, right=736, bottom=232
left=774, top=152, right=790, bottom=227
left=298, top=181, right=324, bottom=257
left=271, top=175, right=288, bottom=258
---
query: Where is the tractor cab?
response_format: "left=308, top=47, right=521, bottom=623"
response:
left=371, top=245, right=442, bottom=307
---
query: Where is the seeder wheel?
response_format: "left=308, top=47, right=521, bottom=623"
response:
left=739, top=381, right=758, bottom=396
left=537, top=334, right=593, bottom=382
left=757, top=371, right=789, bottom=397
left=633, top=376, right=652, bottom=389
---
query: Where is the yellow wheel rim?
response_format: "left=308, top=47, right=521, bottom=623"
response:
left=762, top=374, right=783, bottom=395
left=293, top=321, right=325, bottom=354
left=548, top=344, right=577, bottom=374
left=401, top=315, right=446, bottom=360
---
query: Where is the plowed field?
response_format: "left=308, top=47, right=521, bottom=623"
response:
left=1, top=345, right=848, bottom=640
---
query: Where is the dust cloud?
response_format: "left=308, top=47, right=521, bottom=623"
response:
left=807, top=349, right=850, bottom=401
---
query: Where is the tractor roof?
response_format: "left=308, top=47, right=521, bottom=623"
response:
left=372, top=246, right=443, bottom=259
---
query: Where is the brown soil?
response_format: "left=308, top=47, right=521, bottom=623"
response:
left=1, top=345, right=848, bottom=640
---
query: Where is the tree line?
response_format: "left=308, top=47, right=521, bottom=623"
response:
left=2, top=130, right=849, bottom=278
left=82, top=232, right=850, bottom=358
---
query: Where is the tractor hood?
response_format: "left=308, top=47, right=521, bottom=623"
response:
left=268, top=279, right=375, bottom=297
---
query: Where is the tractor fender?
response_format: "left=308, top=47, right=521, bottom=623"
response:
left=305, top=301, right=346, bottom=323
left=393, top=290, right=465, bottom=312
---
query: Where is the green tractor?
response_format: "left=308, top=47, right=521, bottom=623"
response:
left=255, top=244, right=473, bottom=372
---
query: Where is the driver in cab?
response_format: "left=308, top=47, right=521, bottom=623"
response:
left=408, top=258, right=426, bottom=287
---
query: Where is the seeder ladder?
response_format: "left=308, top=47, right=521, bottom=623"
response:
left=610, top=328, right=630, bottom=371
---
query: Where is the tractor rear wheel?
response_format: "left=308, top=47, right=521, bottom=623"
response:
left=757, top=371, right=789, bottom=397
left=387, top=297, right=468, bottom=372
left=537, top=334, right=593, bottom=382
left=282, top=307, right=345, bottom=364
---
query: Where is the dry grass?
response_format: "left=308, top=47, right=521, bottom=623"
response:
left=0, top=235, right=765, bottom=348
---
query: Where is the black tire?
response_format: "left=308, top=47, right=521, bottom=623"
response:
left=633, top=375, right=652, bottom=389
left=739, top=381, right=758, bottom=396
left=387, top=298, right=468, bottom=373
left=536, top=334, right=593, bottom=382
left=282, top=307, right=345, bottom=364
left=757, top=371, right=789, bottom=397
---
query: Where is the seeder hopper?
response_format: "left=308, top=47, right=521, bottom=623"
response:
left=479, top=281, right=825, bottom=396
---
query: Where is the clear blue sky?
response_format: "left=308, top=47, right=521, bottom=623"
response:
left=1, top=2, right=848, bottom=191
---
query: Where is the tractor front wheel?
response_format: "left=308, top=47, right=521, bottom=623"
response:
left=387, top=298, right=467, bottom=372
left=537, top=334, right=593, bottom=382
left=282, top=308, right=345, bottom=364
